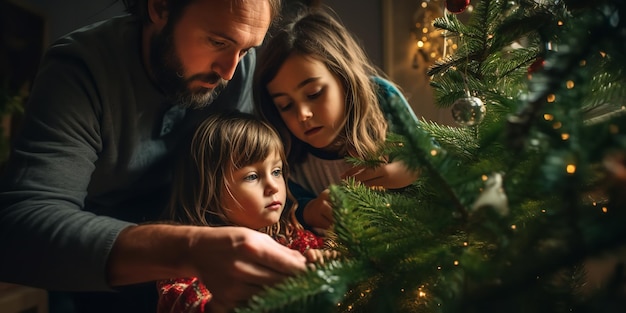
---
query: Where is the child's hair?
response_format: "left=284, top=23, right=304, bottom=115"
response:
left=165, top=110, right=302, bottom=239
left=253, top=5, right=389, bottom=164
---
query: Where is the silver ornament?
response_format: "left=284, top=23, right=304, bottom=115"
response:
left=451, top=96, right=486, bottom=126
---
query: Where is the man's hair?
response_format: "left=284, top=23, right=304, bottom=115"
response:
left=117, top=0, right=283, bottom=25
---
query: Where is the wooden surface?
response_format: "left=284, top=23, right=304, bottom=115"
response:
left=0, top=283, right=48, bottom=313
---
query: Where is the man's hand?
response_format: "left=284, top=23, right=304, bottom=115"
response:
left=107, top=224, right=307, bottom=313
left=189, top=226, right=308, bottom=311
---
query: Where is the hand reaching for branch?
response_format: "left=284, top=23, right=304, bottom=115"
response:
left=189, top=227, right=308, bottom=312
left=342, top=161, right=419, bottom=190
left=302, top=189, right=333, bottom=229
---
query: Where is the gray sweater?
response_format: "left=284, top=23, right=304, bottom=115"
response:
left=0, top=15, right=255, bottom=291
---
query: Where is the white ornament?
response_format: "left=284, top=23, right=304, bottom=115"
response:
left=472, top=172, right=509, bottom=216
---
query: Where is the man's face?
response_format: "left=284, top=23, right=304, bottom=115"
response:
left=149, top=0, right=272, bottom=109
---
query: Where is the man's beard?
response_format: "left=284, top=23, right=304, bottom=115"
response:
left=149, top=24, right=228, bottom=109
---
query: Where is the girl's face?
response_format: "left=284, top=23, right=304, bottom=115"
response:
left=222, top=151, right=287, bottom=230
left=266, top=54, right=347, bottom=151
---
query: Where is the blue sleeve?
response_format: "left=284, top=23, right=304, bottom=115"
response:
left=372, top=76, right=420, bottom=134
left=288, top=180, right=316, bottom=231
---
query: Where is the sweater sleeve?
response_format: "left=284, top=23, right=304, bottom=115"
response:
left=372, top=76, right=420, bottom=134
left=157, top=277, right=211, bottom=313
left=0, top=41, right=134, bottom=290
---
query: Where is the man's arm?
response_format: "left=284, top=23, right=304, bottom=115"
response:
left=0, top=46, right=124, bottom=290
left=108, top=224, right=307, bottom=311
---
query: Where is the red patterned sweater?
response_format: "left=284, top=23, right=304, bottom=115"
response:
left=156, top=229, right=324, bottom=313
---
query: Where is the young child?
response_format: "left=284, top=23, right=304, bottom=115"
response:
left=156, top=110, right=331, bottom=313
left=253, top=5, right=421, bottom=232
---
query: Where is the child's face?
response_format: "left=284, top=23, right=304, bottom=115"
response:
left=266, top=54, right=347, bottom=152
left=222, top=151, right=287, bottom=229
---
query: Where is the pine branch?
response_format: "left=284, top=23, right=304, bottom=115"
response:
left=419, top=120, right=479, bottom=161
left=236, top=260, right=369, bottom=313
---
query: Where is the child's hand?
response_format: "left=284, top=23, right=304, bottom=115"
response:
left=303, top=189, right=333, bottom=229
left=303, top=248, right=339, bottom=265
left=342, top=161, right=419, bottom=190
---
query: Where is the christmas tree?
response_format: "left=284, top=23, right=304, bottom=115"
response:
left=238, top=0, right=626, bottom=312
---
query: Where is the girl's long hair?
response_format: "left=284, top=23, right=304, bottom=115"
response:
left=253, top=5, right=390, bottom=164
left=165, top=110, right=302, bottom=239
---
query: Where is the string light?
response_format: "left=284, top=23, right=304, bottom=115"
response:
left=411, top=0, right=460, bottom=71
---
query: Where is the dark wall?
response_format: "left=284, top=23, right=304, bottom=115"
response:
left=17, top=0, right=125, bottom=46
left=325, top=1, right=384, bottom=69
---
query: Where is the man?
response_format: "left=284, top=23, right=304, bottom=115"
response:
left=0, top=0, right=308, bottom=312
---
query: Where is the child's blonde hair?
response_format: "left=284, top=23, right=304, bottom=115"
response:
left=166, top=110, right=302, bottom=239
left=254, top=5, right=390, bottom=164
